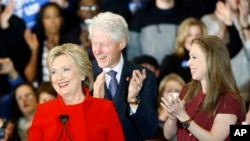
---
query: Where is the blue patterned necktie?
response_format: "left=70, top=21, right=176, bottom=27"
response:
left=107, top=70, right=118, bottom=98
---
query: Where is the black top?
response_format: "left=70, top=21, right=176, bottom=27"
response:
left=0, top=15, right=30, bottom=94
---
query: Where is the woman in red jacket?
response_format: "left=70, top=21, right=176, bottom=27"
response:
left=28, top=43, right=124, bottom=141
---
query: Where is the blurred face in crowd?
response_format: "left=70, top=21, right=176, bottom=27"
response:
left=39, top=92, right=56, bottom=104
left=187, top=43, right=207, bottom=82
left=162, top=80, right=183, bottom=97
left=50, top=55, right=82, bottom=97
left=15, top=85, right=38, bottom=115
left=42, top=5, right=62, bottom=35
left=184, top=25, right=203, bottom=51
left=77, top=0, right=100, bottom=21
left=91, top=29, right=125, bottom=69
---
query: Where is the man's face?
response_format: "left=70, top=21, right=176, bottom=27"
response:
left=77, top=0, right=99, bottom=21
left=91, top=29, right=125, bottom=69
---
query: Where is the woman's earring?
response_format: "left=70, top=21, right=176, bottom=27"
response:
left=81, top=76, right=86, bottom=85
left=81, top=76, right=85, bottom=81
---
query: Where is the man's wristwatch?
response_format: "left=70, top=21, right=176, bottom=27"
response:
left=128, top=95, right=141, bottom=105
left=182, top=118, right=192, bottom=129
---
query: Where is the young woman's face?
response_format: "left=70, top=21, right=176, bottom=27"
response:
left=187, top=43, right=207, bottom=82
left=15, top=85, right=38, bottom=115
left=42, top=6, right=62, bottom=34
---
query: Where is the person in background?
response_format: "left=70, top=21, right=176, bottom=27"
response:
left=158, top=73, right=185, bottom=126
left=159, top=17, right=207, bottom=83
left=0, top=58, right=25, bottom=120
left=149, top=73, right=185, bottom=141
left=50, top=0, right=79, bottom=32
left=132, top=55, right=160, bottom=80
left=63, top=0, right=101, bottom=60
left=11, top=83, right=38, bottom=141
left=202, top=0, right=250, bottom=101
left=161, top=35, right=245, bottom=141
left=127, top=0, right=193, bottom=64
left=25, top=2, right=66, bottom=84
left=28, top=43, right=124, bottom=141
left=37, top=81, right=57, bottom=104
left=89, top=12, right=158, bottom=141
left=0, top=0, right=31, bottom=120
left=0, top=1, right=46, bottom=124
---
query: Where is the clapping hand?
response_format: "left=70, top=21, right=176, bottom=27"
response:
left=93, top=71, right=106, bottom=98
left=161, top=94, right=186, bottom=121
left=127, top=69, right=146, bottom=102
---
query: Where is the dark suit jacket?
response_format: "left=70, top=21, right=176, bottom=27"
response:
left=92, top=59, right=158, bottom=141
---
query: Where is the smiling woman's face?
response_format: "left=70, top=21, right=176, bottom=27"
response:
left=50, top=54, right=82, bottom=97
left=187, top=43, right=207, bottom=82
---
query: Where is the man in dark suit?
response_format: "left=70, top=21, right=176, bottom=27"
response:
left=88, top=12, right=158, bottom=141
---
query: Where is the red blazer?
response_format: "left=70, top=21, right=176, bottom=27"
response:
left=28, top=86, right=124, bottom=141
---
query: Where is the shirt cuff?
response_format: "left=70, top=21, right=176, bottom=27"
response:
left=129, top=104, right=138, bottom=115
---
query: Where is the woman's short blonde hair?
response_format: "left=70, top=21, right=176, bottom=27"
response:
left=46, top=43, right=94, bottom=91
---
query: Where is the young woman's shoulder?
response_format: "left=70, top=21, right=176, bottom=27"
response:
left=216, top=92, right=242, bottom=116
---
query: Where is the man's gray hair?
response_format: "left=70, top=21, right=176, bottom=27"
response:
left=88, top=11, right=129, bottom=43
